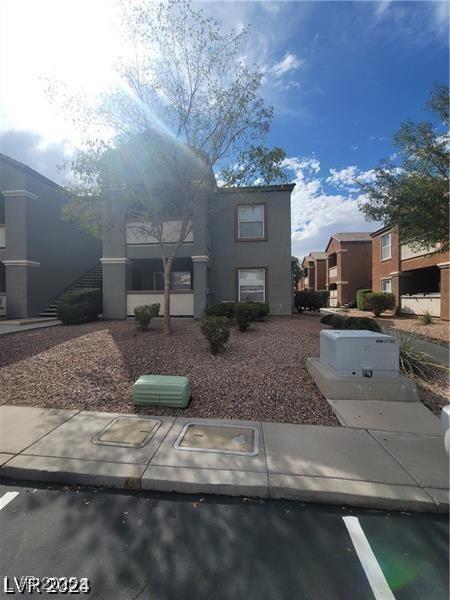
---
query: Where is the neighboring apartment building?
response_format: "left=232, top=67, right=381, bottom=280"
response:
left=371, top=225, right=449, bottom=320
left=0, top=154, right=101, bottom=319
left=299, top=252, right=327, bottom=291
left=103, top=178, right=294, bottom=319
left=325, top=232, right=372, bottom=307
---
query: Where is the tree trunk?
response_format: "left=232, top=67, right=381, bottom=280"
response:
left=163, top=257, right=173, bottom=335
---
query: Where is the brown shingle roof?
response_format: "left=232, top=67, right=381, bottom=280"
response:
left=331, top=232, right=372, bottom=242
left=310, top=251, right=328, bottom=260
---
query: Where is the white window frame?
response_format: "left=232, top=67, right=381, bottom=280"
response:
left=238, top=268, right=266, bottom=302
left=237, top=204, right=265, bottom=240
left=381, top=278, right=392, bottom=293
left=380, top=233, right=392, bottom=261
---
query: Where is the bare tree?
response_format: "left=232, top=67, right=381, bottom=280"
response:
left=57, top=0, right=288, bottom=333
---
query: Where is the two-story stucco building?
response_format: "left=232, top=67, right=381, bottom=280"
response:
left=102, top=181, right=295, bottom=319
left=298, top=252, right=327, bottom=291
left=325, top=232, right=372, bottom=307
left=0, top=154, right=101, bottom=319
left=371, top=225, right=449, bottom=320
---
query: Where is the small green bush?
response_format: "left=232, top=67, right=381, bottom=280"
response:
left=320, top=313, right=335, bottom=326
left=356, top=289, right=372, bottom=311
left=366, top=292, right=395, bottom=317
left=419, top=310, right=433, bottom=325
left=57, top=304, right=90, bottom=325
left=247, top=302, right=270, bottom=321
left=320, top=313, right=381, bottom=332
left=134, top=303, right=160, bottom=331
left=343, top=316, right=382, bottom=333
left=200, top=316, right=230, bottom=354
left=57, top=287, right=101, bottom=325
left=235, top=302, right=258, bottom=332
left=329, top=314, right=346, bottom=329
left=295, top=290, right=329, bottom=312
left=204, top=302, right=236, bottom=319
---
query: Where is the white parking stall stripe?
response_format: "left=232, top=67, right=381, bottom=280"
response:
left=0, top=491, right=19, bottom=511
left=343, top=516, right=395, bottom=600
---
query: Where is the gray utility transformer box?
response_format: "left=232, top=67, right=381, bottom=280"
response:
left=320, top=330, right=399, bottom=378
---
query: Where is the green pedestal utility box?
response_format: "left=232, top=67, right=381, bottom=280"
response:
left=132, top=375, right=191, bottom=407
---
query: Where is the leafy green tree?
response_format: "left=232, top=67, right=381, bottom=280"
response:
left=359, top=83, right=449, bottom=252
left=219, top=146, right=288, bottom=187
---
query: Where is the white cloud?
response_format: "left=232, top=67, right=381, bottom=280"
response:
left=284, top=157, right=380, bottom=259
left=373, top=0, right=392, bottom=21
left=270, top=52, right=304, bottom=78
left=326, top=166, right=376, bottom=190
left=0, top=129, right=74, bottom=184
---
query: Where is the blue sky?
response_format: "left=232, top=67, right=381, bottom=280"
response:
left=0, top=1, right=448, bottom=258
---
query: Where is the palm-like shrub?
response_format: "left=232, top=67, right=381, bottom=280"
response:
left=419, top=310, right=433, bottom=325
left=389, top=330, right=445, bottom=379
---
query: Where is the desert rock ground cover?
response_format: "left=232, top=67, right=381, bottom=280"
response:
left=1, top=313, right=446, bottom=421
left=0, top=315, right=339, bottom=425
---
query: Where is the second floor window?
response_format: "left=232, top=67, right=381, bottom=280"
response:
left=381, top=233, right=392, bottom=260
left=237, top=204, right=265, bottom=240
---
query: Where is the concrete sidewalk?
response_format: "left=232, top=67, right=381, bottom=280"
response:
left=0, top=405, right=448, bottom=512
left=0, top=319, right=61, bottom=335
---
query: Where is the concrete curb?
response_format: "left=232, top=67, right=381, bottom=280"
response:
left=1, top=457, right=446, bottom=512
left=0, top=406, right=447, bottom=513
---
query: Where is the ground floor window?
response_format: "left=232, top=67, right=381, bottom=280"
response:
left=238, top=268, right=265, bottom=302
left=381, top=278, right=392, bottom=293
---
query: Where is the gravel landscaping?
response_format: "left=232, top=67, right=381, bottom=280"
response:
left=0, top=315, right=339, bottom=426
left=330, top=308, right=449, bottom=346
left=378, top=316, right=450, bottom=347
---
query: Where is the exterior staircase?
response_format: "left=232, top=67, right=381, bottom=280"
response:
left=39, top=263, right=103, bottom=318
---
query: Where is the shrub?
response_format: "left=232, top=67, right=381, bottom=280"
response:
left=356, top=289, right=372, bottom=311
left=204, top=302, right=236, bottom=319
left=419, top=310, right=433, bottom=325
left=317, top=289, right=330, bottom=308
left=320, top=313, right=335, bottom=326
left=390, top=330, right=445, bottom=379
left=343, top=316, right=382, bottom=333
left=321, top=313, right=381, bottom=332
left=57, top=303, right=90, bottom=325
left=57, top=287, right=101, bottom=325
left=134, top=303, right=160, bottom=331
left=247, top=302, right=270, bottom=321
left=235, top=302, right=258, bottom=332
left=366, top=292, right=395, bottom=317
left=295, top=290, right=329, bottom=312
left=200, top=316, right=230, bottom=354
left=329, top=314, right=346, bottom=329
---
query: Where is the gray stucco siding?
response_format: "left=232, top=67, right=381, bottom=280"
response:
left=22, top=173, right=101, bottom=315
left=208, top=188, right=292, bottom=315
left=0, top=154, right=101, bottom=317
